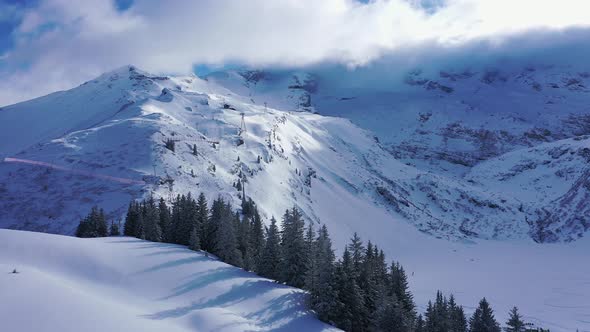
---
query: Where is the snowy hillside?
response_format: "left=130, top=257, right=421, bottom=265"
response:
left=206, top=64, right=590, bottom=242
left=1, top=66, right=590, bottom=330
left=467, top=136, right=590, bottom=242
left=0, top=229, right=336, bottom=332
left=2, top=227, right=590, bottom=331
left=214, top=65, right=590, bottom=175
left=0, top=65, right=536, bottom=240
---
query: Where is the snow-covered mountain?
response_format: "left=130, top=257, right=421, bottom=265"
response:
left=0, top=65, right=531, bottom=240
left=0, top=64, right=589, bottom=241
left=205, top=64, right=590, bottom=242
left=1, top=65, right=590, bottom=330
left=0, top=229, right=336, bottom=332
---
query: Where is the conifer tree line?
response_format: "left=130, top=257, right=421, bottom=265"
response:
left=75, top=206, right=109, bottom=238
left=75, top=195, right=551, bottom=332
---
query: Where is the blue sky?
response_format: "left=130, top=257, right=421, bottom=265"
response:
left=0, top=0, right=589, bottom=106
left=0, top=0, right=133, bottom=54
left=0, top=0, right=35, bottom=55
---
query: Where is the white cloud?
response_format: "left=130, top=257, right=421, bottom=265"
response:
left=1, top=0, right=589, bottom=106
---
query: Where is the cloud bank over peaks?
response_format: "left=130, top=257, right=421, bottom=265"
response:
left=1, top=0, right=589, bottom=105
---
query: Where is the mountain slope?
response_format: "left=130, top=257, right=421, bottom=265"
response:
left=205, top=64, right=590, bottom=242
left=0, top=229, right=337, bottom=332
left=0, top=65, right=533, bottom=240
left=1, top=66, right=590, bottom=330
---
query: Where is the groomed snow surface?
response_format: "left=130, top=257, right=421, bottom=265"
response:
left=0, top=229, right=338, bottom=332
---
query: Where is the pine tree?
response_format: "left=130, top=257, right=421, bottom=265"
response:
left=189, top=225, right=200, bottom=251
left=168, top=195, right=182, bottom=244
left=304, top=222, right=317, bottom=292
left=75, top=215, right=92, bottom=238
left=109, top=220, right=120, bottom=236
left=416, top=314, right=425, bottom=332
left=504, top=307, right=526, bottom=332
left=158, top=198, right=171, bottom=242
left=135, top=210, right=145, bottom=240
left=307, top=225, right=338, bottom=323
left=448, top=294, right=468, bottom=332
left=196, top=193, right=209, bottom=248
left=77, top=206, right=108, bottom=238
left=425, top=292, right=450, bottom=332
left=358, top=241, right=379, bottom=328
left=124, top=201, right=140, bottom=237
left=203, top=197, right=224, bottom=252
left=375, top=293, right=412, bottom=332
left=279, top=207, right=307, bottom=288
left=390, top=261, right=416, bottom=321
left=258, top=217, right=281, bottom=280
left=214, top=201, right=242, bottom=266
left=425, top=301, right=436, bottom=332
left=470, top=298, right=501, bottom=332
left=237, top=211, right=253, bottom=270
left=348, top=232, right=364, bottom=278
left=334, top=248, right=366, bottom=332
left=165, top=138, right=175, bottom=151
left=96, top=208, right=108, bottom=237
left=249, top=207, right=265, bottom=272
left=143, top=196, right=162, bottom=242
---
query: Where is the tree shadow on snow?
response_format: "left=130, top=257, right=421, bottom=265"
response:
left=105, top=238, right=144, bottom=244
left=145, top=279, right=277, bottom=320
left=141, top=249, right=193, bottom=257
left=135, top=256, right=209, bottom=274
left=244, top=291, right=325, bottom=332
left=157, top=266, right=244, bottom=300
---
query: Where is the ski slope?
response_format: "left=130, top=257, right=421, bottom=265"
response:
left=0, top=229, right=337, bottom=332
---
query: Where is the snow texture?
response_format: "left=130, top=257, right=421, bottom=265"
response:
left=0, top=229, right=338, bottom=332
left=0, top=65, right=589, bottom=330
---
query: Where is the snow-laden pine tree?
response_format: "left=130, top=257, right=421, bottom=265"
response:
left=469, top=298, right=501, bottom=332
left=258, top=216, right=281, bottom=280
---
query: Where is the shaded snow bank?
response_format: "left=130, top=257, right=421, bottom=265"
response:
left=0, top=230, right=337, bottom=332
